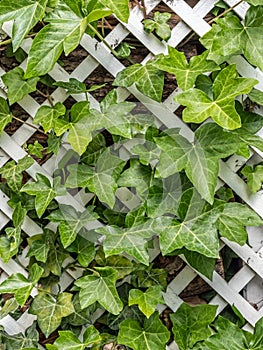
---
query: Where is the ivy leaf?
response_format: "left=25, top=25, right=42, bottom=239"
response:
left=67, top=235, right=96, bottom=267
left=170, top=303, right=217, bottom=350
left=65, top=163, right=94, bottom=188
left=34, top=102, right=66, bottom=133
left=217, top=202, right=263, bottom=244
left=100, top=0, right=129, bottom=23
left=53, top=78, right=105, bottom=94
left=0, top=97, right=12, bottom=134
left=249, top=88, right=263, bottom=106
left=0, top=155, right=34, bottom=193
left=2, top=67, right=40, bottom=105
left=74, top=267, right=123, bottom=315
left=96, top=220, right=155, bottom=265
left=47, top=326, right=101, bottom=350
left=113, top=61, right=164, bottom=102
left=143, top=11, right=171, bottom=41
left=175, top=65, right=257, bottom=130
left=27, top=141, right=44, bottom=159
left=200, top=6, right=263, bottom=71
left=25, top=4, right=88, bottom=78
left=0, top=0, right=47, bottom=52
left=0, top=263, right=43, bottom=306
left=63, top=294, right=96, bottom=327
left=1, top=321, right=39, bottom=349
left=241, top=165, right=263, bottom=193
left=29, top=292, right=75, bottom=337
left=118, top=312, right=170, bottom=350
left=182, top=249, right=216, bottom=280
left=0, top=298, right=19, bottom=320
left=128, top=286, right=164, bottom=318
left=154, top=188, right=221, bottom=257
left=27, top=230, right=52, bottom=263
left=47, top=204, right=98, bottom=248
left=21, top=174, right=66, bottom=218
left=153, top=48, right=218, bottom=90
left=245, top=0, right=263, bottom=4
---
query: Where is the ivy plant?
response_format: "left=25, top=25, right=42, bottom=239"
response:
left=0, top=1, right=263, bottom=349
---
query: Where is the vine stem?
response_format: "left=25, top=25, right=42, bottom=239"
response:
left=178, top=0, right=244, bottom=48
left=0, top=33, right=37, bottom=46
left=86, top=22, right=120, bottom=58
left=12, top=115, right=46, bottom=134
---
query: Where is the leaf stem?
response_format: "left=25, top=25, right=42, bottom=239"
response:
left=86, top=22, right=120, bottom=58
left=0, top=33, right=37, bottom=46
left=12, top=115, right=46, bottom=135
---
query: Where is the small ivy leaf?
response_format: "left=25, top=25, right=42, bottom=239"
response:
left=0, top=263, right=43, bottom=306
left=47, top=204, right=98, bottom=248
left=53, top=77, right=106, bottom=94
left=0, top=97, right=12, bottom=134
left=200, top=6, right=263, bottom=71
left=217, top=202, right=263, bottom=244
left=65, top=163, right=94, bottom=188
left=128, top=286, right=164, bottom=318
left=153, top=48, right=219, bottom=90
left=34, top=102, right=66, bottom=133
left=100, top=0, right=129, bottom=23
left=0, top=298, right=19, bottom=320
left=0, top=155, right=34, bottom=193
left=113, top=61, right=164, bottom=102
left=75, top=267, right=123, bottom=315
left=27, top=230, right=52, bottom=263
left=175, top=65, right=257, bottom=130
left=143, top=11, right=171, bottom=41
left=118, top=312, right=170, bottom=350
left=1, top=321, right=39, bottom=349
left=2, top=67, right=40, bottom=105
left=21, top=174, right=66, bottom=218
left=47, top=326, right=101, bottom=350
left=242, top=164, right=263, bottom=193
left=0, top=0, right=47, bottom=52
left=67, top=235, right=96, bottom=267
left=63, top=294, right=96, bottom=327
left=96, top=220, right=155, bottom=265
left=29, top=292, right=75, bottom=338
left=96, top=252, right=136, bottom=280
left=155, top=188, right=221, bottom=257
left=170, top=303, right=217, bottom=350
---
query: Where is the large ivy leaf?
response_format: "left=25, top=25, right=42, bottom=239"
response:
left=153, top=48, right=218, bottom=90
left=154, top=188, right=221, bottom=257
left=0, top=263, right=43, bottom=306
left=0, top=0, right=47, bottom=51
left=96, top=220, right=155, bottom=265
left=0, top=155, right=34, bottom=192
left=118, top=312, right=170, bottom=350
left=1, top=321, right=39, bottom=350
left=217, top=202, right=263, bottom=244
left=2, top=67, right=40, bottom=105
left=0, top=97, right=12, bottom=134
left=200, top=6, right=263, bottom=71
left=128, top=286, right=164, bottom=318
left=100, top=0, right=129, bottom=22
left=25, top=4, right=88, bottom=78
left=74, top=267, right=123, bottom=315
left=34, top=102, right=66, bottom=133
left=21, top=174, right=66, bottom=217
left=46, top=326, right=101, bottom=350
left=113, top=61, right=164, bottom=102
left=170, top=303, right=217, bottom=350
left=242, top=165, right=263, bottom=193
left=47, top=204, right=98, bottom=248
left=175, top=65, right=257, bottom=130
left=29, top=292, right=74, bottom=337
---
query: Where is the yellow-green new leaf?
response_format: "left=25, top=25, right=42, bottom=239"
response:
left=0, top=97, right=12, bottom=134
left=175, top=65, right=257, bottom=130
left=129, top=286, right=164, bottom=318
left=34, top=102, right=66, bottom=133
left=100, top=0, right=129, bottom=22
left=241, top=165, right=263, bottom=193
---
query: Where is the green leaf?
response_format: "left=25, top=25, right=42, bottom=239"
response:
left=217, top=202, right=263, bottom=244
left=29, top=292, right=74, bottom=337
left=183, top=249, right=216, bottom=280
left=175, top=65, right=257, bottom=130
left=249, top=88, right=263, bottom=106
left=241, top=165, right=263, bottom=193
left=0, top=298, right=19, bottom=320
left=128, top=286, right=164, bottom=318
left=2, top=67, right=40, bottom=105
left=170, top=303, right=217, bottom=350
left=47, top=204, right=98, bottom=248
left=96, top=220, right=155, bottom=265
left=48, top=326, right=101, bottom=350
left=0, top=263, right=43, bottom=306
left=21, top=174, right=66, bottom=217
left=245, top=0, right=263, bottom=4
left=200, top=6, right=263, bottom=71
left=100, top=0, right=129, bottom=22
left=0, top=97, right=12, bottom=134
left=0, top=0, right=47, bottom=51
left=0, top=155, right=34, bottom=193
left=153, top=48, right=218, bottom=90
left=143, top=12, right=171, bottom=41
left=155, top=188, right=221, bottom=257
left=118, top=312, right=170, bottom=350
left=75, top=267, right=123, bottom=315
left=34, top=102, right=66, bottom=133
left=63, top=294, right=96, bottom=326
left=27, top=230, right=52, bottom=263
left=27, top=141, right=44, bottom=158
left=25, top=5, right=88, bottom=78
left=1, top=321, right=39, bottom=350
left=65, top=163, right=94, bottom=188
left=67, top=235, right=96, bottom=267
left=113, top=61, right=164, bottom=102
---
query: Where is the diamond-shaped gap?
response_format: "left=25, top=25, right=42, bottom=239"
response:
left=24, top=130, right=51, bottom=165
left=29, top=77, right=57, bottom=105
left=58, top=45, right=89, bottom=74
left=146, top=1, right=181, bottom=33
left=4, top=103, right=31, bottom=136
left=242, top=275, right=263, bottom=310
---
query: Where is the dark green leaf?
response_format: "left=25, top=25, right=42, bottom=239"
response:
left=0, top=97, right=12, bottom=134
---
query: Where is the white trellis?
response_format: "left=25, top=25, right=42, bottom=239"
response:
left=0, top=1, right=263, bottom=348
